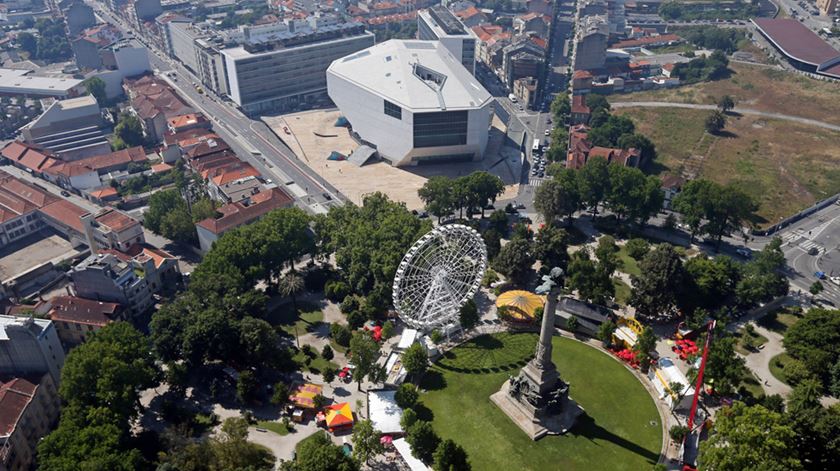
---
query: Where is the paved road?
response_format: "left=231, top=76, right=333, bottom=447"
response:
left=610, top=101, right=840, bottom=132
left=90, top=1, right=343, bottom=214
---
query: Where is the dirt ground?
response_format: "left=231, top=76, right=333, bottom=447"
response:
left=263, top=110, right=520, bottom=210
left=610, top=63, right=840, bottom=127
left=0, top=231, right=78, bottom=281
left=615, top=106, right=840, bottom=226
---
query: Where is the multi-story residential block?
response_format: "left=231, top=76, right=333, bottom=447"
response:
left=0, top=316, right=65, bottom=384
left=0, top=373, right=60, bottom=471
left=417, top=5, right=476, bottom=74
left=221, top=24, right=374, bottom=114
left=37, top=296, right=124, bottom=348
left=328, top=39, right=493, bottom=167
left=573, top=16, right=608, bottom=71
left=502, top=39, right=545, bottom=86
left=123, top=74, right=194, bottom=142
left=69, top=252, right=154, bottom=317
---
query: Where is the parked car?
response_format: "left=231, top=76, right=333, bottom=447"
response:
left=735, top=248, right=752, bottom=258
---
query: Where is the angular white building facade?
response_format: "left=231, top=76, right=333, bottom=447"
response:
left=326, top=40, right=493, bottom=167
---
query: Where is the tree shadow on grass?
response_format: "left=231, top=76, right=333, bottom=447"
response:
left=421, top=369, right=448, bottom=391
left=413, top=402, right=435, bottom=423
left=572, top=413, right=661, bottom=465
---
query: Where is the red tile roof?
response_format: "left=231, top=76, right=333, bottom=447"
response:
left=39, top=199, right=88, bottom=233
left=95, top=208, right=140, bottom=233
left=88, top=186, right=119, bottom=199
left=196, top=188, right=293, bottom=235
left=1, top=141, right=58, bottom=173
left=151, top=162, right=173, bottom=173
left=168, top=113, right=208, bottom=130
left=0, top=377, right=38, bottom=437
left=571, top=95, right=590, bottom=114
left=142, top=246, right=176, bottom=269
left=47, top=295, right=121, bottom=327
left=208, top=162, right=261, bottom=186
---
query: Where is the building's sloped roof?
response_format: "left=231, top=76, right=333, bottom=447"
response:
left=39, top=199, right=88, bottom=233
left=95, top=208, right=140, bottom=233
left=47, top=295, right=120, bottom=327
left=328, top=39, right=491, bottom=112
left=196, top=188, right=293, bottom=235
left=0, top=377, right=37, bottom=437
left=753, top=18, right=840, bottom=66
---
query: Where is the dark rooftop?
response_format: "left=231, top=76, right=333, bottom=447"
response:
left=429, top=5, right=467, bottom=36
left=752, top=18, right=840, bottom=66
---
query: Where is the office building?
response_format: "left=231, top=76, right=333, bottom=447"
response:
left=417, top=5, right=477, bottom=74
left=0, top=316, right=65, bottom=384
left=222, top=24, right=374, bottom=115
left=327, top=40, right=493, bottom=167
left=0, top=373, right=60, bottom=471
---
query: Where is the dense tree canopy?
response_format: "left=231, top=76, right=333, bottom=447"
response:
left=673, top=179, right=757, bottom=248
left=735, top=237, right=788, bottom=307
left=784, top=309, right=840, bottom=389
left=699, top=402, right=803, bottom=471
left=491, top=238, right=535, bottom=284
left=629, top=244, right=687, bottom=320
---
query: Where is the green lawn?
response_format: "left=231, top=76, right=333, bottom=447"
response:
left=757, top=307, right=803, bottom=334
left=269, top=302, right=325, bottom=337
left=613, top=278, right=632, bottom=306
left=768, top=353, right=795, bottom=385
left=256, top=420, right=290, bottom=436
left=616, top=246, right=642, bottom=277
left=734, top=327, right=768, bottom=356
left=420, top=333, right=662, bottom=471
left=293, top=349, right=337, bottom=375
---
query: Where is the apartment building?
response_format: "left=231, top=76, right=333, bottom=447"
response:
left=0, top=316, right=65, bottom=384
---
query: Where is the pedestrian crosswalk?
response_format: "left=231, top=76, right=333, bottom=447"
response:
left=529, top=177, right=546, bottom=188
left=780, top=229, right=825, bottom=254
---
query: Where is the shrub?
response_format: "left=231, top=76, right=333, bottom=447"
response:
left=301, top=344, right=314, bottom=357
left=325, top=280, right=350, bottom=302
left=340, top=294, right=362, bottom=314
left=381, top=320, right=395, bottom=340
left=321, top=345, right=334, bottom=360
left=625, top=238, right=650, bottom=260
left=669, top=424, right=689, bottom=442
left=395, top=383, right=419, bottom=409
left=400, top=408, right=418, bottom=429
left=330, top=323, right=352, bottom=347
left=323, top=369, right=336, bottom=383
left=430, top=330, right=443, bottom=344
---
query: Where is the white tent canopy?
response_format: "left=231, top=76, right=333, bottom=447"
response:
left=394, top=438, right=431, bottom=471
left=368, top=389, right=403, bottom=434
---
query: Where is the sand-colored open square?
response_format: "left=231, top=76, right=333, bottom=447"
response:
left=263, top=109, right=521, bottom=210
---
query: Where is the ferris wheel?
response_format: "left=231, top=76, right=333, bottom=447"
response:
left=392, top=224, right=487, bottom=331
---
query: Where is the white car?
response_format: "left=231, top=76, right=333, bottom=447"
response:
left=830, top=276, right=840, bottom=286
left=544, top=129, right=551, bottom=136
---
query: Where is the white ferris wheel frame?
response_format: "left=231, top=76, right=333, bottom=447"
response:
left=392, top=224, right=487, bottom=331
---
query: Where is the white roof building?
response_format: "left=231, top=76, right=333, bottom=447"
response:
left=327, top=40, right=493, bottom=167
left=367, top=389, right=403, bottom=434
left=0, top=69, right=85, bottom=98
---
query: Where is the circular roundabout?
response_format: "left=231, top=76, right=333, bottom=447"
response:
left=419, top=332, right=663, bottom=471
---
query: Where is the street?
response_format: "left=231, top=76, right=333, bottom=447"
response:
left=91, top=2, right=343, bottom=214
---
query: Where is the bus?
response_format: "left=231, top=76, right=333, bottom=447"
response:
left=532, top=139, right=541, bottom=154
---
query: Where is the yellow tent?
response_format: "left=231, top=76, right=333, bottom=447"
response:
left=325, top=402, right=354, bottom=431
left=496, top=290, right=545, bottom=321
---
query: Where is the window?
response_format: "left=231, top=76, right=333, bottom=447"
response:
left=413, top=110, right=469, bottom=148
left=384, top=100, right=402, bottom=120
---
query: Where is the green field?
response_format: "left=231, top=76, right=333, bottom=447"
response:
left=757, top=307, right=803, bottom=334
left=769, top=353, right=796, bottom=385
left=256, top=420, right=290, bottom=436
left=420, top=333, right=662, bottom=471
left=613, top=278, right=632, bottom=306
left=616, top=246, right=642, bottom=277
left=269, top=302, right=325, bottom=337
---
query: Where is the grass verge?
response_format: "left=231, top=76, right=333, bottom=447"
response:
left=256, top=420, right=291, bottom=436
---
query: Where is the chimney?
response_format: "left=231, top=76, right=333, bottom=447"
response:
left=81, top=212, right=99, bottom=254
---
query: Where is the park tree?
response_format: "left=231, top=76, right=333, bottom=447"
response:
left=587, top=115, right=635, bottom=147
left=315, top=192, right=431, bottom=295
left=784, top=308, right=840, bottom=389
left=633, top=326, right=657, bottom=372
left=698, top=402, right=803, bottom=471
left=585, top=94, right=611, bottom=114
left=597, top=319, right=617, bottom=346
left=704, top=110, right=726, bottom=134
left=37, top=405, right=145, bottom=471
left=419, top=176, right=455, bottom=222
left=534, top=172, right=581, bottom=225
left=624, top=238, right=650, bottom=260
left=684, top=255, right=741, bottom=311
left=295, top=431, right=359, bottom=471
left=321, top=344, right=334, bottom=361
left=673, top=179, right=715, bottom=242
left=349, top=331, right=381, bottom=390
left=550, top=92, right=571, bottom=122
left=491, top=238, right=535, bottom=285
left=533, top=225, right=570, bottom=270
left=567, top=249, right=614, bottom=305
left=718, top=95, right=735, bottom=113
left=236, top=370, right=260, bottom=403
left=84, top=77, right=107, bottom=105
left=402, top=343, right=429, bottom=377
left=279, top=272, right=305, bottom=309
left=401, top=408, right=419, bottom=429
left=459, top=298, right=480, bottom=331
left=433, top=439, right=471, bottom=471
left=114, top=113, right=145, bottom=147
left=466, top=171, right=505, bottom=217
left=331, top=323, right=352, bottom=347
left=577, top=157, right=611, bottom=214
left=810, top=281, right=824, bottom=297
left=238, top=316, right=282, bottom=366
left=395, top=383, right=420, bottom=409
left=594, top=235, right=621, bottom=278
left=617, top=133, right=657, bottom=167
left=407, top=421, right=441, bottom=464
left=629, top=244, right=687, bottom=321
left=18, top=32, right=37, bottom=56
left=213, top=417, right=275, bottom=470
left=703, top=184, right=757, bottom=249
left=705, top=336, right=746, bottom=396
left=352, top=419, right=384, bottom=465
left=271, top=382, right=290, bottom=406
left=735, top=237, right=788, bottom=307
left=786, top=383, right=840, bottom=470
left=59, top=322, right=157, bottom=421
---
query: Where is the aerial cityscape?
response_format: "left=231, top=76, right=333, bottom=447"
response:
left=0, top=0, right=839, bottom=469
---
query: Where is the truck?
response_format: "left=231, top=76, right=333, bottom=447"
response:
left=508, top=93, right=517, bottom=103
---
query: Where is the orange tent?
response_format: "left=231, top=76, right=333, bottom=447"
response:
left=325, top=402, right=354, bottom=431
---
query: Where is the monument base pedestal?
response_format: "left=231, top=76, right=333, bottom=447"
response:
left=491, top=381, right=584, bottom=441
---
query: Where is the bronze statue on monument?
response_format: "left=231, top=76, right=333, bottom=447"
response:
left=491, top=267, right=584, bottom=440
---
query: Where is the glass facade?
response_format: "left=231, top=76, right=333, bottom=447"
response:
left=384, top=100, right=402, bottom=120
left=413, top=110, right=469, bottom=148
